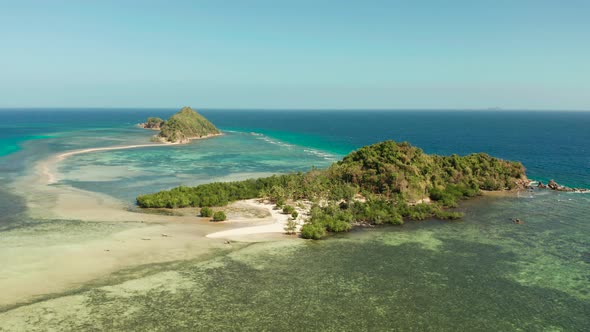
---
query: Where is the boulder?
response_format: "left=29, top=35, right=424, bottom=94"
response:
left=547, top=180, right=559, bottom=190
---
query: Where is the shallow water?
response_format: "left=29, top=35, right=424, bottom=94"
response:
left=1, top=192, right=588, bottom=331
left=58, top=131, right=336, bottom=203
left=0, top=109, right=588, bottom=330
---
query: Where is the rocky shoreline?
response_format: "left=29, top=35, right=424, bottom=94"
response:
left=138, top=117, right=165, bottom=130
left=138, top=123, right=161, bottom=130
left=149, top=132, right=223, bottom=144
left=534, top=179, right=589, bottom=193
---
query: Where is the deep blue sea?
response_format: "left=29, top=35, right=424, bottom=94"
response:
left=2, top=109, right=589, bottom=186
left=0, top=109, right=588, bottom=330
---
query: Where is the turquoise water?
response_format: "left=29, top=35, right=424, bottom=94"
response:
left=59, top=131, right=337, bottom=203
left=2, top=109, right=589, bottom=186
left=0, top=109, right=588, bottom=330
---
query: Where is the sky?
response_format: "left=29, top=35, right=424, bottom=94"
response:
left=1, top=0, right=589, bottom=110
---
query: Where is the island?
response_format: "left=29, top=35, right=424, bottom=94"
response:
left=139, top=107, right=221, bottom=143
left=137, top=140, right=529, bottom=239
left=140, top=117, right=166, bottom=130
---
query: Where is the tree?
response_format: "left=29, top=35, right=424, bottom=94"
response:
left=212, top=211, right=227, bottom=222
left=284, top=218, right=298, bottom=235
left=200, top=207, right=212, bottom=217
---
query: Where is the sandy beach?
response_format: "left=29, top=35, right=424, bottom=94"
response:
left=207, top=199, right=305, bottom=241
left=3, top=141, right=296, bottom=308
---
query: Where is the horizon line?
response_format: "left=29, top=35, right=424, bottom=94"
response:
left=0, top=106, right=589, bottom=112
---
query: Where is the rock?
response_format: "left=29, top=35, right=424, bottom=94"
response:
left=141, top=237, right=151, bottom=241
left=548, top=180, right=559, bottom=190
left=139, top=117, right=165, bottom=130
left=511, top=218, right=524, bottom=224
left=537, top=179, right=586, bottom=192
left=161, top=233, right=170, bottom=237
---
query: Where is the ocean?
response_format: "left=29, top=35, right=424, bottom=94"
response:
left=0, top=109, right=588, bottom=330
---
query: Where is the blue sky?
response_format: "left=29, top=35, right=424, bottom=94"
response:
left=1, top=0, right=589, bottom=110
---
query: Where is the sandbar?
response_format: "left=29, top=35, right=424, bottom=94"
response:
left=3, top=138, right=295, bottom=308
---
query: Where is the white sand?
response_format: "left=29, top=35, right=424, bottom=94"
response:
left=207, top=199, right=306, bottom=241
left=3, top=140, right=302, bottom=307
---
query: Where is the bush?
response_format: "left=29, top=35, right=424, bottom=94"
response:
left=283, top=205, right=295, bottom=214
left=300, top=223, right=326, bottom=240
left=325, top=218, right=352, bottom=232
left=405, top=203, right=437, bottom=221
left=291, top=211, right=299, bottom=219
left=284, top=218, right=298, bottom=234
left=384, top=212, right=403, bottom=225
left=434, top=210, right=464, bottom=220
left=200, top=207, right=212, bottom=217
left=274, top=197, right=286, bottom=207
left=212, top=211, right=227, bottom=222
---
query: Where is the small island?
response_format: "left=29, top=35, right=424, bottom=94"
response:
left=140, top=117, right=166, bottom=130
left=137, top=140, right=529, bottom=239
left=139, top=107, right=221, bottom=143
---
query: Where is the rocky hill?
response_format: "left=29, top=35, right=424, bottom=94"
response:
left=141, top=107, right=221, bottom=143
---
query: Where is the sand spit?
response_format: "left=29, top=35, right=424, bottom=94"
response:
left=39, top=142, right=179, bottom=184
left=38, top=133, right=223, bottom=184
left=3, top=141, right=294, bottom=308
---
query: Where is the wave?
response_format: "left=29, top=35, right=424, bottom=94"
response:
left=252, top=133, right=294, bottom=148
left=248, top=131, right=336, bottom=161
left=303, top=149, right=338, bottom=161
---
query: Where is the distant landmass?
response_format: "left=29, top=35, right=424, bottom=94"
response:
left=139, top=107, right=221, bottom=143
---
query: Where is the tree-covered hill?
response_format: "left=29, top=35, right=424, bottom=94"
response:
left=142, top=107, right=220, bottom=143
left=137, top=140, right=528, bottom=238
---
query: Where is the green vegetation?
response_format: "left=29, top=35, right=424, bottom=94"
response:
left=142, top=117, right=166, bottom=129
left=284, top=218, right=298, bottom=234
left=300, top=222, right=327, bottom=240
left=153, top=107, right=220, bottom=143
left=199, top=207, right=212, bottom=217
left=137, top=140, right=527, bottom=238
left=282, top=205, right=296, bottom=215
left=212, top=211, right=227, bottom=222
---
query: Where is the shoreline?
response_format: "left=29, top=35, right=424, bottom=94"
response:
left=206, top=199, right=306, bottom=241
left=2, top=135, right=293, bottom=307
left=151, top=132, right=223, bottom=144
